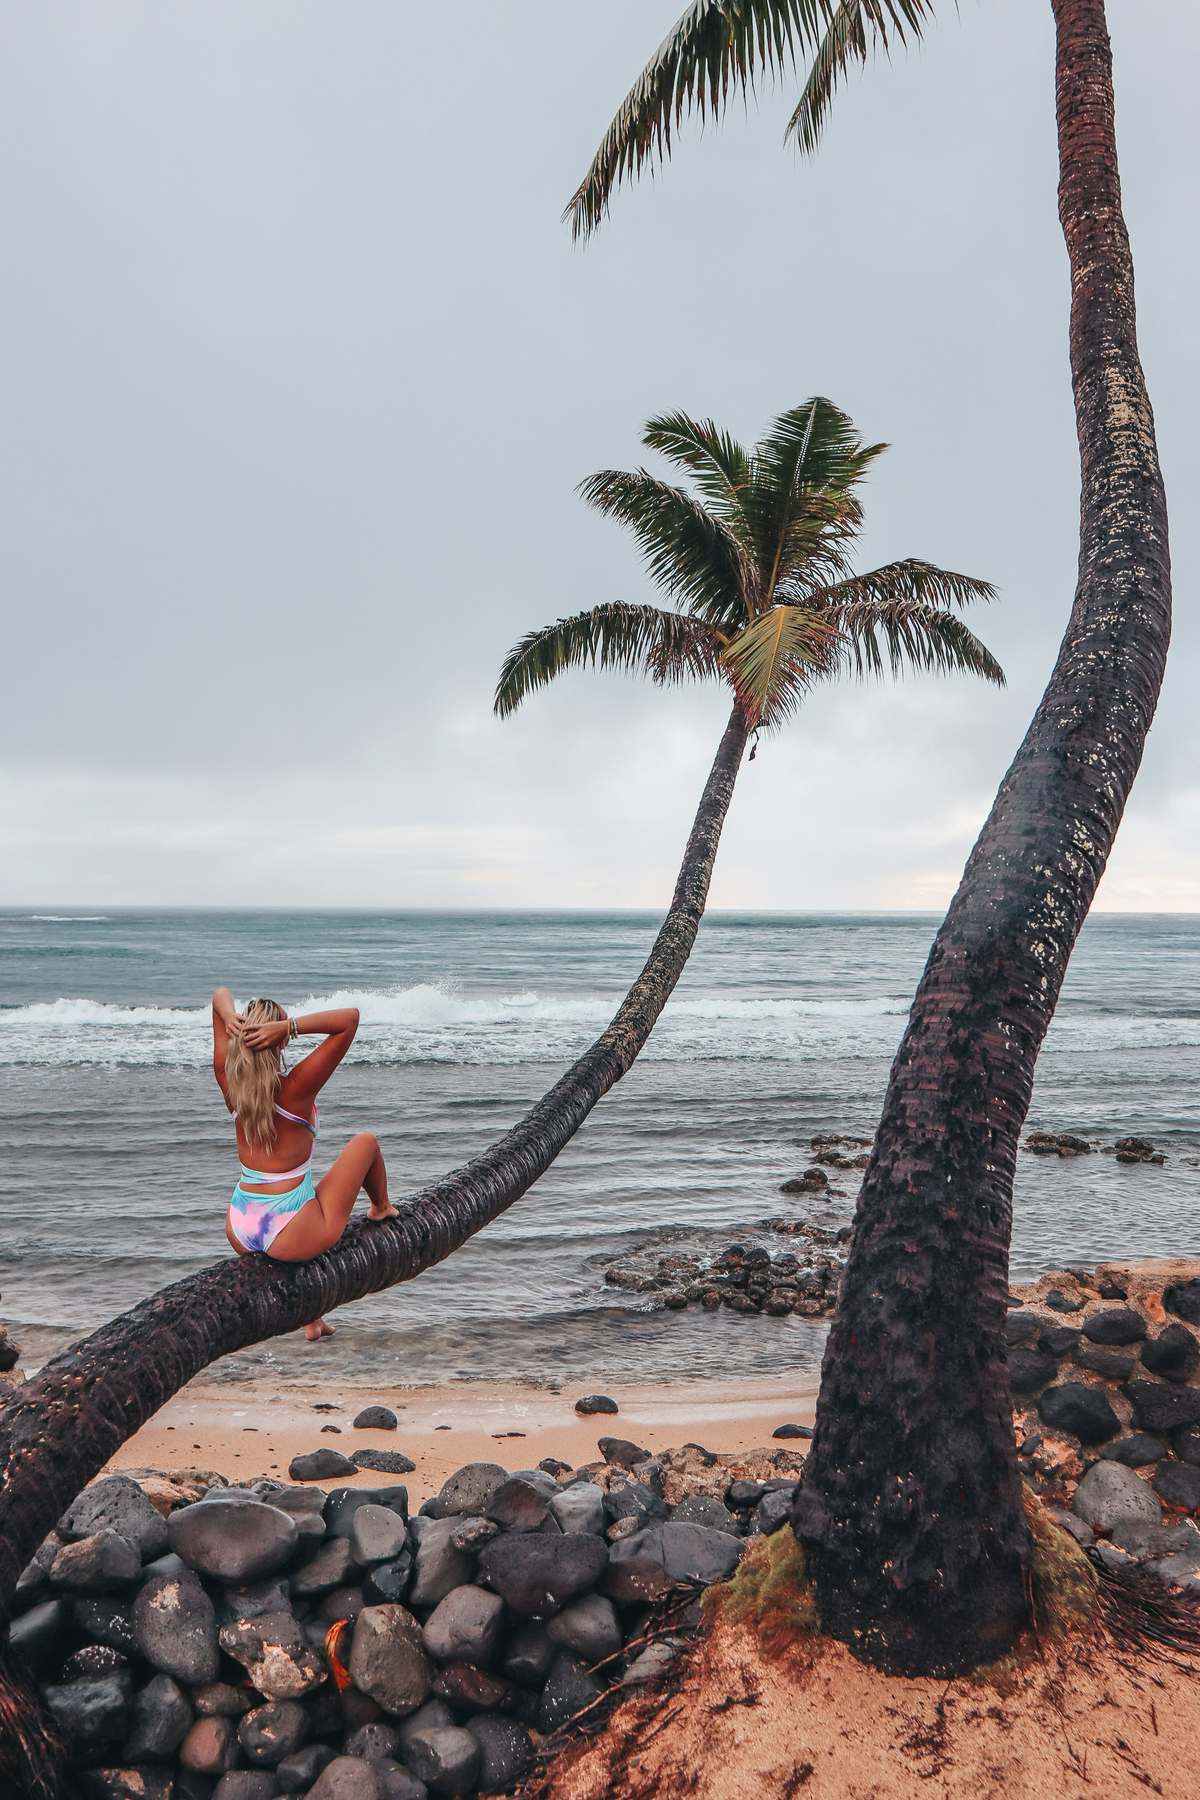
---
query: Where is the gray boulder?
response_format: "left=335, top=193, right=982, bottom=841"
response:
left=422, top=1584, right=505, bottom=1666
left=409, top=1518, right=475, bottom=1609
left=349, top=1605, right=433, bottom=1716
left=124, top=1672, right=192, bottom=1760
left=8, top=1597, right=69, bottom=1676
left=43, top=1671, right=132, bottom=1758
left=291, top=1448, right=358, bottom=1480
left=573, top=1395, right=618, bottom=1415
left=218, top=1611, right=326, bottom=1699
left=1073, top=1460, right=1162, bottom=1533
left=350, top=1505, right=410, bottom=1566
left=60, top=1475, right=169, bottom=1560
left=373, top=1764, right=430, bottom=1800
left=326, top=1487, right=410, bottom=1536
left=546, top=1593, right=621, bottom=1663
left=217, top=1576, right=292, bottom=1624
left=402, top=1725, right=480, bottom=1795
left=397, top=1699, right=454, bottom=1750
left=309, top=1757, right=387, bottom=1800
left=345, top=1721, right=402, bottom=1761
left=537, top=1651, right=600, bottom=1733
left=436, top=1464, right=509, bottom=1518
left=363, top=1550, right=416, bottom=1606
left=549, top=1484, right=606, bottom=1537
left=502, top=1620, right=555, bottom=1686
left=465, top=1714, right=534, bottom=1794
left=50, top=1531, right=141, bottom=1594
left=486, top=1477, right=551, bottom=1532
left=477, top=1531, right=607, bottom=1617
left=597, top=1437, right=650, bottom=1472
left=353, top=1449, right=417, bottom=1475
left=605, top=1522, right=743, bottom=1605
left=355, top=1407, right=399, bottom=1430
left=276, top=1744, right=336, bottom=1792
left=169, top=1498, right=298, bottom=1583
left=292, top=1535, right=359, bottom=1596
left=238, top=1698, right=308, bottom=1765
left=671, top=1494, right=737, bottom=1533
left=133, top=1570, right=219, bottom=1684
left=1124, top=1381, right=1200, bottom=1433
left=1154, top=1462, right=1200, bottom=1512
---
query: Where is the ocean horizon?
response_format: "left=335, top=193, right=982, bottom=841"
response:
left=3, top=906, right=1198, bottom=1387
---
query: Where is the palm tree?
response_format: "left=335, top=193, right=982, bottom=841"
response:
left=567, top=0, right=1171, bottom=1676
left=0, top=398, right=1000, bottom=1666
left=495, top=398, right=1001, bottom=733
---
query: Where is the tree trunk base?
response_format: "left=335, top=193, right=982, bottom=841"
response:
left=521, top=1524, right=1200, bottom=1800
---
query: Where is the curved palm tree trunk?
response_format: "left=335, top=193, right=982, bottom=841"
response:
left=795, top=0, right=1170, bottom=1678
left=0, top=709, right=748, bottom=1627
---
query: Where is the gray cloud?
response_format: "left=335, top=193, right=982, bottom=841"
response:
left=1, top=1, right=1195, bottom=910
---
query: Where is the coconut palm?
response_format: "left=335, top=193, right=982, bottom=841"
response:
left=495, top=399, right=1001, bottom=734
left=567, top=0, right=1172, bottom=1677
left=0, top=397, right=1000, bottom=1684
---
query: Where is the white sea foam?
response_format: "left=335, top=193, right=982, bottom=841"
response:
left=28, top=914, right=109, bottom=922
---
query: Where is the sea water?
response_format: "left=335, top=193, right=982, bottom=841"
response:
left=1, top=909, right=1197, bottom=1385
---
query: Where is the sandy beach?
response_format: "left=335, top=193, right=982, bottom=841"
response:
left=104, top=1373, right=818, bottom=1503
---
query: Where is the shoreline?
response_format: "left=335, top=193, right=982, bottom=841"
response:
left=103, top=1372, right=818, bottom=1503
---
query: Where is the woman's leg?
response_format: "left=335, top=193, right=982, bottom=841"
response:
left=268, top=1133, right=396, bottom=1265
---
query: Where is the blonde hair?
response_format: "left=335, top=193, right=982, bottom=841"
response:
left=226, top=997, right=287, bottom=1150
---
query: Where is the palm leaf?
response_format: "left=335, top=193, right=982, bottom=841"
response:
left=579, top=467, right=751, bottom=628
left=788, top=0, right=936, bottom=156
left=641, top=410, right=753, bottom=523
left=494, top=603, right=725, bottom=717
left=824, top=594, right=1005, bottom=685
left=720, top=603, right=835, bottom=727
left=566, top=1, right=934, bottom=238
left=800, top=558, right=998, bottom=613
left=746, top=398, right=886, bottom=606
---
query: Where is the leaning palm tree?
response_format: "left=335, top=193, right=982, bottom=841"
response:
left=568, top=0, right=1171, bottom=1677
left=0, top=399, right=999, bottom=1651
left=496, top=398, right=1001, bottom=737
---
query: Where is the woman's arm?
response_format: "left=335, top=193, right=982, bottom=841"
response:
left=241, top=1007, right=360, bottom=1102
left=211, top=986, right=241, bottom=1102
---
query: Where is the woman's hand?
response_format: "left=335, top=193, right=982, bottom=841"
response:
left=241, top=1018, right=290, bottom=1051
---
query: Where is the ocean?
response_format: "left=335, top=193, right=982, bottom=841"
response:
left=1, top=909, right=1197, bottom=1388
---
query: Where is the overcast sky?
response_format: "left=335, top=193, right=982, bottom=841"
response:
left=1, top=1, right=1195, bottom=912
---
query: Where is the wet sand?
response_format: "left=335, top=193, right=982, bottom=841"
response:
left=104, top=1373, right=817, bottom=1503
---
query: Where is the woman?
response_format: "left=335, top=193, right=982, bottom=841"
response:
left=212, top=987, right=397, bottom=1342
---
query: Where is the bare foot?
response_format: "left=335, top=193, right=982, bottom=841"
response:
left=304, top=1318, right=336, bottom=1342
left=366, top=1201, right=399, bottom=1222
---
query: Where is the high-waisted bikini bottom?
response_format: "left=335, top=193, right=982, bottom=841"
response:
left=228, top=1168, right=316, bottom=1254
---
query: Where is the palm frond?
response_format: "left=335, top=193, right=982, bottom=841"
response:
left=823, top=593, right=1005, bottom=685
left=746, top=398, right=886, bottom=606
left=788, top=0, right=936, bottom=156
left=566, top=1, right=934, bottom=238
left=579, top=467, right=751, bottom=629
left=641, top=410, right=752, bottom=523
left=720, top=603, right=835, bottom=727
left=494, top=603, right=725, bottom=717
left=801, top=558, right=998, bottom=614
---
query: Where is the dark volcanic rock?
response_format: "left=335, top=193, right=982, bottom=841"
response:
left=1045, top=1289, right=1084, bottom=1313
left=573, top=1395, right=618, bottom=1416
left=308, top=1758, right=387, bottom=1800
left=465, top=1713, right=534, bottom=1794
left=291, top=1448, right=358, bottom=1480
left=44, top=1671, right=132, bottom=1757
left=603, top=1480, right=666, bottom=1528
left=349, top=1605, right=432, bottom=1716
left=487, top=1476, right=552, bottom=1532
left=1072, top=1342, right=1136, bottom=1381
left=1008, top=1349, right=1060, bottom=1393
left=344, top=1721, right=401, bottom=1760
left=597, top=1437, right=650, bottom=1472
left=1124, top=1381, right=1200, bottom=1433
left=1073, top=1461, right=1162, bottom=1533
left=672, top=1494, right=738, bottom=1532
left=218, top=1611, right=326, bottom=1699
left=193, top=1682, right=256, bottom=1717
left=549, top=1484, right=605, bottom=1537
left=1100, top=1433, right=1168, bottom=1467
left=422, top=1584, right=505, bottom=1666
left=477, top=1531, right=607, bottom=1617
left=1175, top=1426, right=1200, bottom=1466
left=449, top=1517, right=500, bottom=1553
left=752, top=1489, right=795, bottom=1536
left=604, top=1522, right=743, bottom=1605
left=78, top=1771, right=175, bottom=1800
left=1154, top=1462, right=1200, bottom=1513
left=238, top=1698, right=309, bottom=1766
left=125, top=1673, right=193, bottom=1760
left=1113, top=1136, right=1165, bottom=1164
left=403, top=1724, right=480, bottom=1793
left=1005, top=1312, right=1040, bottom=1346
left=213, top=1775, right=277, bottom=1800
left=537, top=1651, right=601, bottom=1734
left=276, top=1744, right=336, bottom=1793
left=354, top=1407, right=399, bottom=1431
left=1039, top=1325, right=1082, bottom=1357
left=169, top=1498, right=299, bottom=1583
left=60, top=1475, right=170, bottom=1560
left=437, top=1464, right=509, bottom=1518
left=326, top=1486, right=409, bottom=1537
left=1083, top=1308, right=1147, bottom=1346
left=1037, top=1383, right=1120, bottom=1444
left=49, top=1530, right=141, bottom=1594
left=349, top=1505, right=410, bottom=1566
left=352, top=1449, right=417, bottom=1475
left=1025, top=1131, right=1091, bottom=1156
left=431, top=1661, right=514, bottom=1712
left=771, top=1423, right=814, bottom=1440
left=133, top=1570, right=219, bottom=1684
left=779, top=1168, right=829, bottom=1194
left=179, top=1715, right=241, bottom=1777
left=72, top=1596, right=137, bottom=1657
left=8, top=1597, right=69, bottom=1675
left=502, top=1621, right=556, bottom=1686
left=363, top=1550, right=416, bottom=1606
left=292, top=1535, right=359, bottom=1597
left=1140, top=1325, right=1200, bottom=1383
left=409, top=1518, right=475, bottom=1609
left=546, top=1593, right=621, bottom=1663
left=1164, top=1279, right=1200, bottom=1326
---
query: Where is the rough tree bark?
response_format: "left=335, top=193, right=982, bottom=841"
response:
left=793, top=0, right=1171, bottom=1677
left=0, top=710, right=748, bottom=1629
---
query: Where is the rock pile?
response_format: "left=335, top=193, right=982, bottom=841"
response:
left=603, top=1236, right=845, bottom=1320
left=1008, top=1264, right=1200, bottom=1592
left=6, top=1445, right=806, bottom=1798
left=1021, top=1130, right=1167, bottom=1165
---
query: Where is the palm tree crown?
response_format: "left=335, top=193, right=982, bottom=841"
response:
left=495, top=397, right=1002, bottom=730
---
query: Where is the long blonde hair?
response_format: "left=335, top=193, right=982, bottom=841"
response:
left=226, top=997, right=287, bottom=1149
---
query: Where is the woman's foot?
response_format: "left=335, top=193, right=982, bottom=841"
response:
left=366, top=1200, right=399, bottom=1222
left=304, top=1318, right=336, bottom=1342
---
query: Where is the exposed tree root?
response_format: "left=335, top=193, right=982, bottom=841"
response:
left=0, top=1652, right=65, bottom=1800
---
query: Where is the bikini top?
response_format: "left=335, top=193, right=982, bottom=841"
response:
left=238, top=1103, right=319, bottom=1187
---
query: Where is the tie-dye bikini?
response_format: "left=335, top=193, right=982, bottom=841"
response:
left=228, top=1104, right=319, bottom=1253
